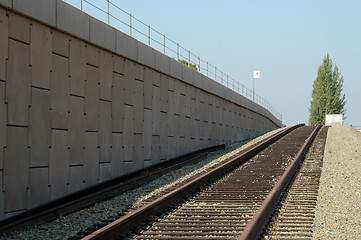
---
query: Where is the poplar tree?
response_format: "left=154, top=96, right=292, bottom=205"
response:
left=309, top=54, right=346, bottom=125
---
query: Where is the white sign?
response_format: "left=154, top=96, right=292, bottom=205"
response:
left=325, top=114, right=343, bottom=126
left=253, top=70, right=260, bottom=79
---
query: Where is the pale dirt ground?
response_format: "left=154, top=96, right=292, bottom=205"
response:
left=312, top=126, right=361, bottom=239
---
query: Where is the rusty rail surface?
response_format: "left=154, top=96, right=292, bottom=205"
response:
left=81, top=124, right=305, bottom=240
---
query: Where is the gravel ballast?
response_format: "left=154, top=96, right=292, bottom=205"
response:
left=312, top=126, right=361, bottom=239
left=0, top=128, right=285, bottom=240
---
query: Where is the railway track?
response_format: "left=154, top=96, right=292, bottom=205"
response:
left=261, top=126, right=328, bottom=239
left=79, top=124, right=325, bottom=240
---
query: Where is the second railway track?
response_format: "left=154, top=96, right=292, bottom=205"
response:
left=81, top=124, right=325, bottom=240
left=261, top=126, right=328, bottom=239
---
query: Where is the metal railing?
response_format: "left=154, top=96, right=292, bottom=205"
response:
left=68, top=0, right=282, bottom=121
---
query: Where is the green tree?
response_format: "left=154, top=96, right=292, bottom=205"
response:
left=309, top=54, right=346, bottom=125
left=178, top=59, right=198, bottom=71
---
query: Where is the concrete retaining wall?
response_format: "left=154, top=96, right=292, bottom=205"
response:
left=0, top=1, right=281, bottom=220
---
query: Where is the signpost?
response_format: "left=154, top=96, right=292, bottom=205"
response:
left=253, top=70, right=260, bottom=102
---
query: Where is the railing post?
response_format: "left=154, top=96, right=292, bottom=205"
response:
left=163, top=34, right=165, bottom=54
left=198, top=57, right=200, bottom=72
left=107, top=0, right=109, bottom=24
left=206, top=62, right=208, bottom=77
left=129, top=13, right=132, bottom=36
left=188, top=50, right=190, bottom=68
left=177, top=43, right=179, bottom=60
left=80, top=0, right=82, bottom=10
left=215, top=67, right=217, bottom=81
left=221, top=71, right=223, bottom=85
left=233, top=78, right=235, bottom=91
left=226, top=75, right=229, bottom=87
left=148, top=25, right=150, bottom=46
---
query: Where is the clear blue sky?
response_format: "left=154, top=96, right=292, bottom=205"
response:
left=65, top=0, right=361, bottom=127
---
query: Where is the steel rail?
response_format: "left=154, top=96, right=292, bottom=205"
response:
left=238, top=124, right=322, bottom=240
left=81, top=124, right=304, bottom=240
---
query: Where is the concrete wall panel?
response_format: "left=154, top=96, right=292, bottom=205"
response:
left=151, top=135, right=160, bottom=164
left=167, top=91, right=174, bottom=137
left=160, top=74, right=168, bottom=113
left=155, top=51, right=169, bottom=75
left=68, top=166, right=84, bottom=194
left=4, top=126, right=29, bottom=212
left=49, top=130, right=68, bottom=200
left=170, top=58, right=182, bottom=80
left=133, top=134, right=144, bottom=170
left=111, top=73, right=124, bottom=132
left=30, top=22, right=51, bottom=89
left=116, top=31, right=137, bottom=62
left=174, top=80, right=181, bottom=116
left=52, top=30, right=70, bottom=58
left=179, top=81, right=186, bottom=95
left=99, top=162, right=111, bottom=182
left=113, top=54, right=124, bottom=75
left=56, top=0, right=89, bottom=41
left=123, top=105, right=134, bottom=161
left=167, top=136, right=174, bottom=160
left=173, top=114, right=180, bottom=140
left=182, top=64, right=194, bottom=85
left=6, top=39, right=31, bottom=126
left=138, top=41, right=154, bottom=68
left=143, top=68, right=153, bottom=110
left=202, top=76, right=211, bottom=93
left=179, top=115, right=185, bottom=138
left=0, top=0, right=11, bottom=8
left=134, top=80, right=144, bottom=134
left=90, top=17, right=115, bottom=52
left=124, top=60, right=135, bottom=106
left=143, top=109, right=152, bottom=160
left=69, top=95, right=85, bottom=165
left=98, top=100, right=112, bottom=163
left=86, top=44, right=99, bottom=67
left=69, top=37, right=86, bottom=96
left=193, top=71, right=203, bottom=89
left=28, top=167, right=50, bottom=208
left=99, top=51, right=113, bottom=101
left=152, top=86, right=160, bottom=135
left=13, top=0, right=55, bottom=27
left=123, top=161, right=136, bottom=176
left=84, top=132, right=99, bottom=187
left=185, top=85, right=191, bottom=118
left=168, top=76, right=175, bottom=92
left=159, top=112, right=167, bottom=160
left=179, top=94, right=185, bottom=119
left=0, top=8, right=8, bottom=81
left=8, top=12, right=30, bottom=44
left=51, top=54, right=70, bottom=129
left=29, top=88, right=51, bottom=167
left=144, top=160, right=152, bottom=168
left=111, top=133, right=123, bottom=177
left=85, top=65, right=99, bottom=131
left=211, top=80, right=219, bottom=96
left=152, top=71, right=160, bottom=87
left=135, top=64, right=143, bottom=82
left=0, top=83, right=5, bottom=169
